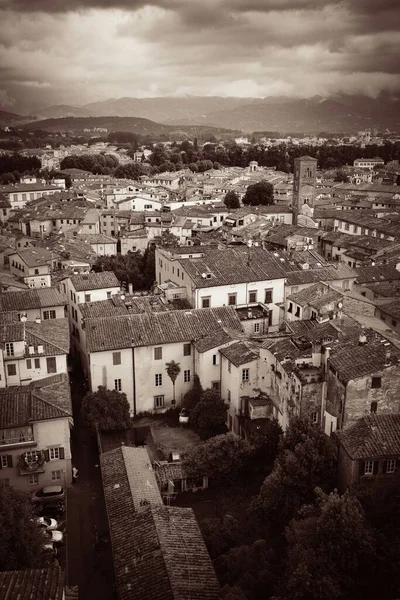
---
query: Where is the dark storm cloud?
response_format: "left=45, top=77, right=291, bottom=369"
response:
left=0, top=0, right=399, bottom=111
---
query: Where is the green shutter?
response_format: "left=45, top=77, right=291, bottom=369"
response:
left=44, top=449, right=50, bottom=462
left=59, top=447, right=65, bottom=460
left=373, top=460, right=379, bottom=475
left=7, top=455, right=13, bottom=468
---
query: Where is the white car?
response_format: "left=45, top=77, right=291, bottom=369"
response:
left=37, top=517, right=59, bottom=531
left=179, top=409, right=189, bottom=425
left=44, top=530, right=64, bottom=544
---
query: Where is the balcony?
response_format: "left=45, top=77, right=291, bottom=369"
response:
left=0, top=435, right=36, bottom=450
left=18, top=450, right=46, bottom=475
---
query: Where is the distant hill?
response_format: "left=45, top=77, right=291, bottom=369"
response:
left=21, top=116, right=239, bottom=138
left=24, top=93, right=400, bottom=134
left=35, top=104, right=91, bottom=119
left=0, top=110, right=32, bottom=126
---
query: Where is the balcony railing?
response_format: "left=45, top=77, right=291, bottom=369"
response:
left=0, top=435, right=35, bottom=448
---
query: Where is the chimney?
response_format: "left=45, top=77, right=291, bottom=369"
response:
left=247, top=308, right=253, bottom=319
left=385, top=348, right=391, bottom=365
left=128, top=283, right=134, bottom=295
left=359, top=333, right=367, bottom=345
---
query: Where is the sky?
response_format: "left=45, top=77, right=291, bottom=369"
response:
left=0, top=0, right=399, bottom=113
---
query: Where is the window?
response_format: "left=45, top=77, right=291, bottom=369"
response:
left=288, top=302, right=293, bottom=313
left=371, top=376, right=381, bottom=389
left=7, top=364, right=16, bottom=377
left=228, top=361, right=231, bottom=373
left=34, top=358, right=40, bottom=369
left=154, top=395, right=164, bottom=409
left=227, top=390, right=231, bottom=403
left=228, top=293, right=237, bottom=306
left=311, top=310, right=317, bottom=320
left=114, top=378, right=122, bottom=391
left=43, top=310, right=56, bottom=320
left=154, top=347, right=162, bottom=360
left=113, top=352, right=121, bottom=366
left=51, top=470, right=61, bottom=481
left=155, top=373, right=162, bottom=387
left=34, top=269, right=39, bottom=275
left=46, top=357, right=57, bottom=374
left=28, top=473, right=38, bottom=485
left=295, top=306, right=301, bottom=318
left=264, top=289, right=273, bottom=304
left=84, top=294, right=91, bottom=302
left=386, top=459, right=396, bottom=474
left=184, top=369, right=191, bottom=383
left=212, top=381, right=220, bottom=391
left=212, top=354, right=217, bottom=365
left=49, top=447, right=61, bottom=460
left=1, top=455, right=10, bottom=468
left=183, top=343, right=191, bottom=356
left=26, top=359, right=32, bottom=370
left=248, top=290, right=257, bottom=303
left=392, top=319, right=397, bottom=327
left=201, top=297, right=211, bottom=308
left=242, top=368, right=249, bottom=382
left=5, top=343, right=14, bottom=357
left=364, top=460, right=374, bottom=475
left=106, top=291, right=112, bottom=299
left=370, top=401, right=378, bottom=414
left=311, top=411, right=318, bottom=423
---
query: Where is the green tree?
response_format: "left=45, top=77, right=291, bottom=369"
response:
left=224, top=191, right=240, bottom=209
left=281, top=490, right=377, bottom=600
left=243, top=181, right=274, bottom=206
left=183, top=432, right=252, bottom=482
left=81, top=386, right=131, bottom=431
left=0, top=484, right=46, bottom=571
left=165, top=360, right=181, bottom=405
left=245, top=418, right=282, bottom=473
left=183, top=374, right=203, bottom=411
left=255, top=417, right=335, bottom=531
left=190, top=389, right=228, bottom=439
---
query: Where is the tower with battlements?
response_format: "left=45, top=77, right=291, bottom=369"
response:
left=292, top=156, right=318, bottom=225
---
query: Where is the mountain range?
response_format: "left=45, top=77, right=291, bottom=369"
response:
left=2, top=94, right=399, bottom=134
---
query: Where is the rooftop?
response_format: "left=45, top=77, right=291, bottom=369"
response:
left=70, top=270, right=120, bottom=292
left=0, top=287, right=66, bottom=312
left=100, top=446, right=219, bottom=600
left=86, top=306, right=243, bottom=352
left=0, top=568, right=65, bottom=600
left=220, top=341, right=260, bottom=367
left=180, top=247, right=286, bottom=288
left=335, top=414, right=400, bottom=459
left=355, top=265, right=400, bottom=284
left=9, top=248, right=53, bottom=267
left=0, top=373, right=72, bottom=428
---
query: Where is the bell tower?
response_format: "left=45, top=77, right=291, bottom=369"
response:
left=292, top=156, right=318, bottom=225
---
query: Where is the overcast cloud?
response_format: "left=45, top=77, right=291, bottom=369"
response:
left=0, top=0, right=399, bottom=113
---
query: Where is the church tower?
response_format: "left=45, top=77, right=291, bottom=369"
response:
left=292, top=156, right=318, bottom=225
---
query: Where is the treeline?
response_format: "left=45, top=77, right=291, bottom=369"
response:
left=92, top=249, right=155, bottom=291
left=60, top=153, right=119, bottom=174
left=182, top=417, right=400, bottom=600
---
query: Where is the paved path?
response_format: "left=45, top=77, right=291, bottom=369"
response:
left=66, top=377, right=116, bottom=600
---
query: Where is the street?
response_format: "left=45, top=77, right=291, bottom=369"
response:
left=66, top=375, right=116, bottom=600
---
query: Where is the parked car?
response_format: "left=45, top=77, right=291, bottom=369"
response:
left=179, top=409, right=189, bottom=425
left=37, top=516, right=59, bottom=530
left=39, top=502, right=65, bottom=518
left=44, top=529, right=64, bottom=544
left=32, top=486, right=65, bottom=505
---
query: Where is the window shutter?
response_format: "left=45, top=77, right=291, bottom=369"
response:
left=359, top=461, right=365, bottom=478
left=373, top=460, right=379, bottom=475
left=44, top=449, right=50, bottom=462
left=0, top=460, right=2, bottom=470
left=7, top=455, right=13, bottom=468
left=383, top=460, right=387, bottom=474
left=396, top=460, right=400, bottom=473
left=59, top=447, right=65, bottom=460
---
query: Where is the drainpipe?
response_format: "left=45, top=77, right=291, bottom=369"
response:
left=131, top=344, right=137, bottom=417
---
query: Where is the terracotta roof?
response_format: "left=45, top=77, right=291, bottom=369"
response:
left=193, top=329, right=233, bottom=353
left=355, top=265, right=400, bottom=284
left=180, top=247, right=286, bottom=288
left=0, top=568, right=65, bottom=600
left=328, top=333, right=400, bottom=382
left=378, top=299, right=400, bottom=321
left=9, top=248, right=53, bottom=267
left=70, top=271, right=120, bottom=291
left=100, top=446, right=219, bottom=600
left=0, top=288, right=66, bottom=312
left=287, top=283, right=342, bottom=307
left=220, top=341, right=260, bottom=367
left=0, top=374, right=72, bottom=428
left=335, top=414, right=400, bottom=459
left=155, top=463, right=186, bottom=487
left=285, top=264, right=356, bottom=286
left=86, top=306, right=243, bottom=352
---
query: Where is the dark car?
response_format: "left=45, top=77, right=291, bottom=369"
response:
left=32, top=486, right=65, bottom=505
